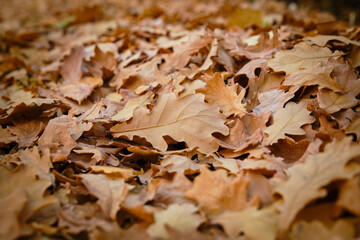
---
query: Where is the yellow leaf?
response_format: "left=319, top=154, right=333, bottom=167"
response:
left=229, top=8, right=263, bottom=28
left=264, top=101, right=315, bottom=145
left=111, top=93, right=229, bottom=154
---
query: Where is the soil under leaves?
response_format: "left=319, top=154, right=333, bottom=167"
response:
left=1, top=0, right=360, bottom=239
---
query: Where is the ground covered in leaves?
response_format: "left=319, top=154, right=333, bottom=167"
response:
left=1, top=0, right=360, bottom=239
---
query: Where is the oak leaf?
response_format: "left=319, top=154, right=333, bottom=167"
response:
left=111, top=93, right=229, bottom=154
left=185, top=166, right=259, bottom=215
left=111, top=93, right=153, bottom=121
left=38, top=115, right=78, bottom=161
left=80, top=174, right=129, bottom=220
left=268, top=42, right=344, bottom=74
left=304, top=34, right=360, bottom=47
left=271, top=137, right=360, bottom=233
left=59, top=45, right=85, bottom=84
left=0, top=164, right=57, bottom=220
left=317, top=89, right=358, bottom=114
left=0, top=189, right=27, bottom=240
left=290, top=220, right=354, bottom=240
left=147, top=203, right=203, bottom=240
left=197, top=73, right=246, bottom=117
left=336, top=175, right=360, bottom=216
left=282, top=65, right=344, bottom=92
left=211, top=206, right=278, bottom=240
left=264, top=101, right=315, bottom=145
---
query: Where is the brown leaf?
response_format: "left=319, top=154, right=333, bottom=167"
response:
left=80, top=173, right=129, bottom=220
left=147, top=203, right=204, bottom=240
left=268, top=42, right=344, bottom=74
left=185, top=166, right=259, bottom=215
left=271, top=137, right=360, bottom=233
left=290, top=220, right=355, bottom=240
left=197, top=73, right=246, bottom=117
left=38, top=115, right=78, bottom=161
left=111, top=93, right=229, bottom=154
left=0, top=189, right=27, bottom=240
left=0, top=165, right=57, bottom=220
left=59, top=46, right=85, bottom=84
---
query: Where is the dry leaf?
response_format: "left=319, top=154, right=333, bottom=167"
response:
left=268, top=42, right=344, bottom=74
left=147, top=203, right=203, bottom=240
left=111, top=93, right=229, bottom=154
left=264, top=101, right=315, bottom=145
left=0, top=165, right=57, bottom=220
left=0, top=189, right=27, bottom=240
left=290, top=220, right=355, bottom=240
left=271, top=137, right=360, bottom=233
left=211, top=206, right=278, bottom=240
left=185, top=166, right=259, bottom=215
left=197, top=73, right=246, bottom=117
left=81, top=174, right=129, bottom=220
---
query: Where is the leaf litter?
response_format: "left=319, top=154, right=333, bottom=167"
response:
left=0, top=0, right=360, bottom=239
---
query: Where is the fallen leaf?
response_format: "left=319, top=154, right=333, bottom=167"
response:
left=197, top=72, right=246, bottom=117
left=211, top=206, right=278, bottom=240
left=185, top=166, right=259, bottom=215
left=0, top=189, right=27, bottom=240
left=111, top=93, right=229, bottom=154
left=80, top=173, right=129, bottom=220
left=0, top=165, right=57, bottom=220
left=271, top=137, right=360, bottom=233
left=147, top=203, right=203, bottom=240
left=264, top=101, right=315, bottom=145
left=268, top=42, right=344, bottom=74
left=290, top=220, right=355, bottom=240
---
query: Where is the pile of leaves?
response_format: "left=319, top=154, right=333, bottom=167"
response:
left=1, top=0, right=360, bottom=239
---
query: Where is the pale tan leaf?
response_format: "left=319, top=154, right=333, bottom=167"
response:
left=282, top=65, right=344, bottom=92
left=111, top=93, right=229, bottom=154
left=271, top=137, right=360, bottom=233
left=264, top=101, right=315, bottom=145
left=268, top=42, right=344, bottom=74
left=111, top=93, right=153, bottom=121
left=81, top=174, right=129, bottom=220
left=211, top=206, right=278, bottom=240
left=345, top=115, right=360, bottom=139
left=290, top=220, right=355, bottom=240
left=147, top=203, right=203, bottom=240
left=317, top=89, right=358, bottom=114
left=336, top=175, right=360, bottom=216
left=304, top=35, right=360, bottom=47
left=253, top=89, right=294, bottom=114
